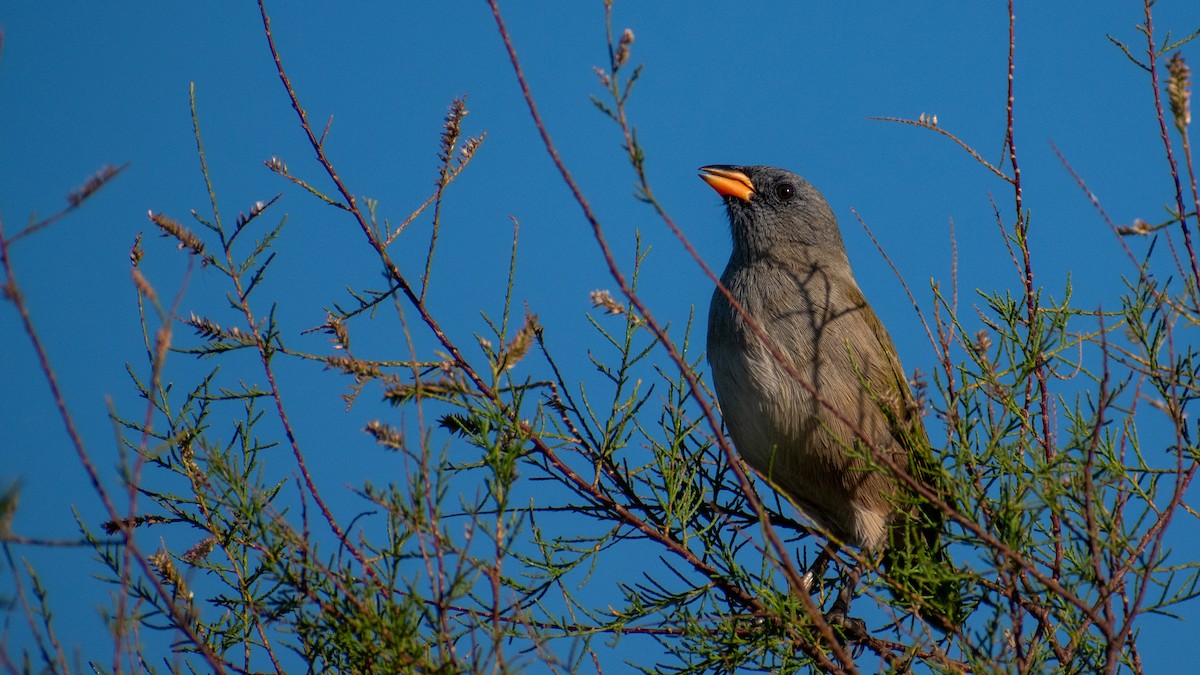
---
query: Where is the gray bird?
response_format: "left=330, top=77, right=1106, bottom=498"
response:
left=700, top=164, right=960, bottom=630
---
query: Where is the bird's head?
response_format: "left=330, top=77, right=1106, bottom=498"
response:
left=699, top=165, right=847, bottom=259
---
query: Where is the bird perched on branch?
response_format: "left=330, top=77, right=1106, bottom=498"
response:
left=700, top=164, right=961, bottom=631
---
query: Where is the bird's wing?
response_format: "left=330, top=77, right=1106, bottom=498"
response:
left=842, top=283, right=963, bottom=629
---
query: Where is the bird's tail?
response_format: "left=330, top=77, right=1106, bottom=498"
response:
left=882, top=500, right=964, bottom=633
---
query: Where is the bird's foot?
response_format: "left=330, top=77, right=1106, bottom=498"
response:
left=799, top=570, right=817, bottom=594
left=822, top=609, right=868, bottom=642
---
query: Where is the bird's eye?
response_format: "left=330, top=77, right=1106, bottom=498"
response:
left=775, top=183, right=796, bottom=201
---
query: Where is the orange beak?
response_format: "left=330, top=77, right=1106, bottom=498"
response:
left=699, top=165, right=755, bottom=202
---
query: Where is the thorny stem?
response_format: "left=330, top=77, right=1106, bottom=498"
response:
left=1005, top=1, right=1063, bottom=585
left=1087, top=320, right=1117, bottom=673
left=1002, top=23, right=1070, bottom=661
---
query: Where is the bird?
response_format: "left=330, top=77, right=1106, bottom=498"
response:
left=699, top=164, right=960, bottom=631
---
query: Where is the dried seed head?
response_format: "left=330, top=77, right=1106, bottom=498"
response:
left=458, top=133, right=485, bottom=169
left=325, top=355, right=383, bottom=380
left=132, top=269, right=157, bottom=303
left=101, top=514, right=170, bottom=535
left=324, top=314, right=350, bottom=351
left=590, top=289, right=625, bottom=315
left=614, top=28, right=635, bottom=69
left=366, top=420, right=405, bottom=451
left=129, top=234, right=144, bottom=268
left=1117, top=218, right=1152, bottom=236
left=440, top=97, right=468, bottom=171
left=499, top=312, right=540, bottom=371
left=593, top=65, right=612, bottom=88
left=67, top=164, right=122, bottom=206
left=185, top=312, right=223, bottom=339
left=1167, top=52, right=1191, bottom=134
left=150, top=547, right=181, bottom=588
left=181, top=536, right=216, bottom=564
left=974, top=329, right=992, bottom=356
left=236, top=200, right=269, bottom=229
left=589, top=289, right=643, bottom=325
left=149, top=211, right=206, bottom=258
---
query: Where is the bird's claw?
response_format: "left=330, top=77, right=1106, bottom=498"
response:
left=823, top=610, right=868, bottom=642
left=800, top=570, right=817, bottom=594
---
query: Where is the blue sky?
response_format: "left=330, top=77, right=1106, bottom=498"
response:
left=3, top=2, right=1199, bottom=671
